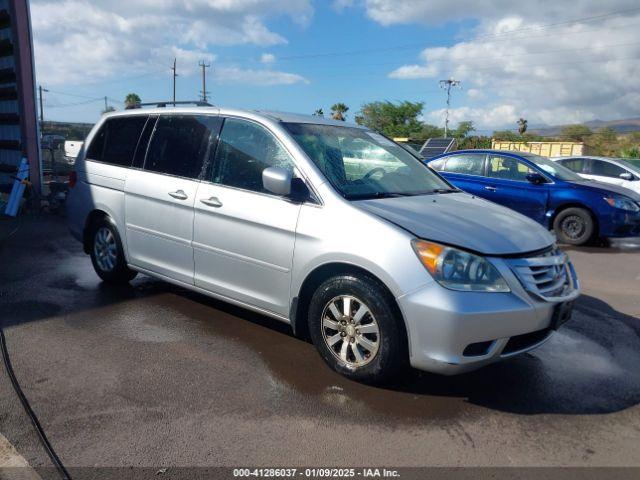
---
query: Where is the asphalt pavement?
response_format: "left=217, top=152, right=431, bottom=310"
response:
left=1, top=214, right=639, bottom=475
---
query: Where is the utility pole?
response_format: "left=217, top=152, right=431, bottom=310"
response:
left=104, top=96, right=108, bottom=112
left=171, top=58, right=178, bottom=104
left=38, top=85, right=49, bottom=136
left=199, top=60, right=211, bottom=103
left=439, top=78, right=461, bottom=137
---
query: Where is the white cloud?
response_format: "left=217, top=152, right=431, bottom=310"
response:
left=377, top=1, right=640, bottom=129
left=215, top=67, right=308, bottom=86
left=260, top=53, right=277, bottom=64
left=31, top=0, right=313, bottom=85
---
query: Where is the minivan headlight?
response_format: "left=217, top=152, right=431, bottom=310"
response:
left=411, top=239, right=510, bottom=293
left=604, top=196, right=640, bottom=212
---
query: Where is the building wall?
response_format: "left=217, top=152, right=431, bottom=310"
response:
left=0, top=0, right=39, bottom=194
left=491, top=141, right=596, bottom=158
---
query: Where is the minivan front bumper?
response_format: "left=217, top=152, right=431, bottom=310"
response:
left=397, top=253, right=580, bottom=375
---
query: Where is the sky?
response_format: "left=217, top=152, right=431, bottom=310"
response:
left=31, top=0, right=640, bottom=133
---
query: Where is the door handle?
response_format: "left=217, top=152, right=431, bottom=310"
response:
left=200, top=196, right=223, bottom=208
left=484, top=186, right=497, bottom=192
left=168, top=190, right=188, bottom=200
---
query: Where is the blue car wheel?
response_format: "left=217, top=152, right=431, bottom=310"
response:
left=553, top=207, right=595, bottom=246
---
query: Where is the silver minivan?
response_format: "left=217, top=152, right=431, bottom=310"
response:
left=67, top=106, right=580, bottom=382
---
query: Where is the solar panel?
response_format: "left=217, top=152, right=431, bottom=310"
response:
left=419, top=138, right=457, bottom=159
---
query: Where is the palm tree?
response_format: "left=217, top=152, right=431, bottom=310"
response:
left=331, top=103, right=349, bottom=121
left=517, top=118, right=528, bottom=136
left=313, top=108, right=324, bottom=117
left=125, top=93, right=142, bottom=110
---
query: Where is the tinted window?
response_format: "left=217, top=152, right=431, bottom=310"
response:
left=132, top=116, right=157, bottom=169
left=212, top=118, right=295, bottom=193
left=487, top=155, right=534, bottom=181
left=145, top=115, right=220, bottom=179
left=590, top=160, right=627, bottom=178
left=443, top=154, right=485, bottom=176
left=558, top=158, right=586, bottom=173
left=86, top=124, right=107, bottom=161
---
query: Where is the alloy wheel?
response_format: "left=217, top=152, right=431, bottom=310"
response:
left=321, top=295, right=380, bottom=368
left=94, top=227, right=117, bottom=272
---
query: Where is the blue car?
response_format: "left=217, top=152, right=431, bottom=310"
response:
left=427, top=150, right=640, bottom=245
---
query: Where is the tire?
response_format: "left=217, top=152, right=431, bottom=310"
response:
left=553, top=207, right=595, bottom=246
left=89, top=217, right=137, bottom=284
left=308, top=274, right=407, bottom=383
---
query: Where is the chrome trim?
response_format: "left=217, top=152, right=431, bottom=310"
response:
left=506, top=248, right=579, bottom=302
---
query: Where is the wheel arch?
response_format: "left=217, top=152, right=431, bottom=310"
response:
left=290, top=262, right=408, bottom=350
left=82, top=209, right=114, bottom=254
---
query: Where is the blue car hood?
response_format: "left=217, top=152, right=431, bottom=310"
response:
left=356, top=192, right=555, bottom=256
left=567, top=180, right=640, bottom=201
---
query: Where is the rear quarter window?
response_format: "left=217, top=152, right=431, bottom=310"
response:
left=86, top=116, right=148, bottom=167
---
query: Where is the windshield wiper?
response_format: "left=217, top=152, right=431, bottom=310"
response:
left=346, top=192, right=411, bottom=200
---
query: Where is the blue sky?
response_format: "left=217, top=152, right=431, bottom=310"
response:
left=31, top=1, right=640, bottom=132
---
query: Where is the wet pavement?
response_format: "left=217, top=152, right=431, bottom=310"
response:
left=1, top=215, right=640, bottom=469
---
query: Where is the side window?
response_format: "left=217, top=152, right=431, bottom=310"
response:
left=428, top=159, right=445, bottom=171
left=212, top=118, right=295, bottom=194
left=487, top=155, right=534, bottom=181
left=86, top=124, right=107, bottom=161
left=590, top=160, right=627, bottom=178
left=145, top=115, right=221, bottom=179
left=442, top=154, right=485, bottom=176
left=132, top=116, right=157, bottom=169
left=558, top=158, right=585, bottom=173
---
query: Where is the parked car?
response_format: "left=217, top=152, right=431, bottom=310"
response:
left=551, top=156, right=640, bottom=195
left=428, top=150, right=640, bottom=245
left=68, top=108, right=579, bottom=382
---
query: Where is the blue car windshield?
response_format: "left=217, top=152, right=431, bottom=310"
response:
left=283, top=123, right=452, bottom=200
left=520, top=153, right=583, bottom=182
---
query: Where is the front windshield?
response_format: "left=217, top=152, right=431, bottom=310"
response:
left=521, top=153, right=583, bottom=181
left=283, top=123, right=452, bottom=199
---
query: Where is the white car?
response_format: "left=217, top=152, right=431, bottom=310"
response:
left=552, top=156, right=640, bottom=195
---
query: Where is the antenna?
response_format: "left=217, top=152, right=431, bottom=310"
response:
left=439, top=78, right=462, bottom=137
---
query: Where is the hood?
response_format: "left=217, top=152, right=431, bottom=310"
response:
left=567, top=180, right=640, bottom=201
left=356, top=193, right=555, bottom=256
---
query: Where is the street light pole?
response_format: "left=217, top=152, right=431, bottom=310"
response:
left=439, top=78, right=461, bottom=137
left=38, top=85, right=48, bottom=136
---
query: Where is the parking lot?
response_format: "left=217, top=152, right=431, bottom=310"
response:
left=1, top=214, right=640, bottom=472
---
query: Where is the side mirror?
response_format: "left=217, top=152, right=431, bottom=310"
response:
left=263, top=167, right=292, bottom=196
left=620, top=172, right=635, bottom=181
left=526, top=172, right=546, bottom=185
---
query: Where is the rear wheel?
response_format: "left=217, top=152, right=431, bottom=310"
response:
left=308, top=274, right=406, bottom=383
left=553, top=207, right=595, bottom=246
left=89, top=218, right=137, bottom=284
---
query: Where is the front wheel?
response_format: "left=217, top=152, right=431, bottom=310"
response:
left=308, top=274, right=407, bottom=383
left=553, top=207, right=595, bottom=246
left=89, top=218, right=137, bottom=284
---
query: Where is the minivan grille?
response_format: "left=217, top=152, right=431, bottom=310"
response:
left=507, top=248, right=575, bottom=301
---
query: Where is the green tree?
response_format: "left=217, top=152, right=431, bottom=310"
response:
left=355, top=101, right=424, bottom=138
left=453, top=121, right=475, bottom=139
left=313, top=108, right=324, bottom=117
left=330, top=103, right=349, bottom=121
left=517, top=118, right=528, bottom=136
left=560, top=124, right=593, bottom=141
left=124, top=93, right=142, bottom=110
left=420, top=123, right=445, bottom=139
left=492, top=130, right=521, bottom=141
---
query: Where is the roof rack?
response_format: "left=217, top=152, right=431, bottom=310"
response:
left=136, top=100, right=213, bottom=108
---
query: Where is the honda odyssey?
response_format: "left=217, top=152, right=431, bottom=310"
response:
left=68, top=106, right=580, bottom=382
